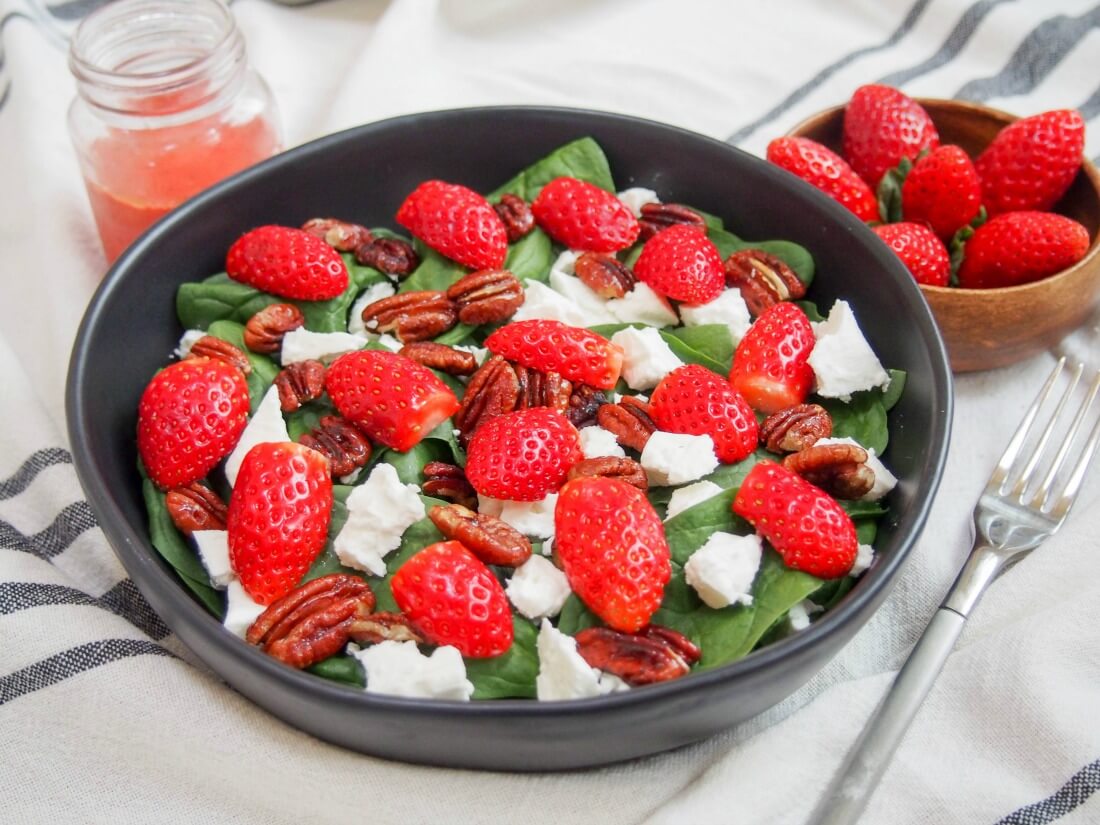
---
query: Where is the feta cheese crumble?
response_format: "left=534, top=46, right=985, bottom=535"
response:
left=192, top=530, right=233, bottom=589
left=506, top=556, right=572, bottom=620
left=610, top=326, right=683, bottom=391
left=224, top=385, right=290, bottom=487
left=684, top=532, right=763, bottom=609
left=498, top=494, right=558, bottom=539
left=281, top=328, right=367, bottom=365
left=512, top=281, right=591, bottom=327
left=606, top=283, right=679, bottom=328
left=354, top=641, right=474, bottom=701
left=616, top=187, right=660, bottom=217
left=548, top=269, right=617, bottom=325
left=174, top=328, right=206, bottom=359
left=788, top=599, right=823, bottom=631
left=223, top=580, right=265, bottom=638
left=578, top=425, right=626, bottom=460
left=334, top=464, right=425, bottom=576
left=664, top=480, right=723, bottom=520
left=808, top=300, right=890, bottom=401
left=347, top=281, right=397, bottom=335
left=851, top=543, right=876, bottom=576
left=679, top=288, right=752, bottom=342
left=640, top=431, right=718, bottom=486
left=535, top=620, right=628, bottom=700
left=815, top=436, right=898, bottom=501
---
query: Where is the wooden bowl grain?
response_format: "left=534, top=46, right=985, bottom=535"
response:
left=789, top=99, right=1100, bottom=372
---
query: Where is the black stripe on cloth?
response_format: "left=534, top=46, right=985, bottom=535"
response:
left=0, top=580, right=170, bottom=640
left=955, top=6, right=1100, bottom=101
left=0, top=448, right=73, bottom=501
left=726, top=0, right=932, bottom=145
left=0, top=638, right=174, bottom=705
left=994, top=759, right=1100, bottom=824
left=0, top=500, right=98, bottom=559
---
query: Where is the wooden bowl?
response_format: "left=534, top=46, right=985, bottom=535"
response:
left=789, top=99, right=1100, bottom=372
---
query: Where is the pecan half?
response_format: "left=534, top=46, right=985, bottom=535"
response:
left=399, top=341, right=478, bottom=376
left=454, top=355, right=519, bottom=443
left=422, top=462, right=478, bottom=510
left=641, top=625, right=701, bottom=665
left=724, top=249, right=807, bottom=317
left=274, top=359, right=326, bottom=412
left=446, top=269, right=524, bottom=325
left=566, top=385, right=607, bottom=428
left=428, top=504, right=532, bottom=567
left=596, top=396, right=657, bottom=452
left=760, top=403, right=832, bottom=453
left=165, top=481, right=227, bottom=535
left=299, top=416, right=372, bottom=478
left=783, top=443, right=874, bottom=499
left=360, top=290, right=457, bottom=343
left=185, top=335, right=252, bottom=376
left=494, top=193, right=535, bottom=242
left=354, top=237, right=419, bottom=277
left=567, top=456, right=648, bottom=490
left=638, top=203, right=707, bottom=241
left=243, top=303, right=305, bottom=354
left=513, top=365, right=572, bottom=413
left=574, top=626, right=691, bottom=686
left=574, top=252, right=635, bottom=299
left=348, top=611, right=426, bottom=645
left=301, top=217, right=373, bottom=252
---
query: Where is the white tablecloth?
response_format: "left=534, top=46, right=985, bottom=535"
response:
left=2, top=0, right=1099, bottom=822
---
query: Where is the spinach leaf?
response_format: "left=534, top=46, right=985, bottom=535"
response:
left=820, top=391, right=889, bottom=455
left=434, top=324, right=479, bottom=346
left=307, top=654, right=365, bottom=688
left=297, top=257, right=389, bottom=332
left=706, top=227, right=815, bottom=286
left=796, top=300, right=825, bottom=323
left=401, top=242, right=467, bottom=293
left=556, top=594, right=602, bottom=635
left=205, top=319, right=280, bottom=413
left=488, top=136, right=615, bottom=201
left=856, top=519, right=878, bottom=545
left=425, top=418, right=465, bottom=467
left=645, top=449, right=768, bottom=509
left=881, top=368, right=907, bottom=412
left=840, top=499, right=888, bottom=519
left=506, top=227, right=554, bottom=284
left=285, top=398, right=338, bottom=442
left=660, top=326, right=735, bottom=375
left=379, top=442, right=455, bottom=485
left=465, top=615, right=539, bottom=699
left=662, top=488, right=746, bottom=565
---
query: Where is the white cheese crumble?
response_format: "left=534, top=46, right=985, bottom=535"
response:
left=453, top=344, right=489, bottom=366
left=578, top=425, right=626, bottom=460
left=640, top=431, right=718, bottom=486
left=535, top=620, right=628, bottom=700
left=788, top=599, right=823, bottom=631
left=376, top=333, right=402, bottom=352
left=808, top=300, right=889, bottom=401
left=851, top=543, right=876, bottom=577
left=281, top=328, right=367, bottom=365
left=815, top=437, right=898, bottom=501
left=224, top=385, right=290, bottom=487
left=347, top=281, right=397, bottom=335
left=497, top=494, right=559, bottom=539
left=679, top=288, right=752, bottom=343
left=610, top=326, right=683, bottom=391
left=548, top=269, right=617, bottom=325
left=223, top=580, right=266, bottom=638
left=354, top=641, right=474, bottom=701
left=506, top=556, right=572, bottom=620
left=334, top=464, right=425, bottom=576
left=174, top=329, right=206, bottom=359
left=606, top=282, right=679, bottom=328
left=616, top=187, right=660, bottom=217
left=684, top=532, right=763, bottom=609
left=192, top=530, right=234, bottom=589
left=664, top=480, right=723, bottom=520
left=550, top=248, right=581, bottom=278
left=512, top=281, right=591, bottom=327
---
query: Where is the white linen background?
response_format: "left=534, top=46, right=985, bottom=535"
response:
left=2, top=0, right=1099, bottom=822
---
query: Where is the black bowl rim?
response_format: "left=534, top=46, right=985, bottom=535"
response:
left=65, top=104, right=953, bottom=720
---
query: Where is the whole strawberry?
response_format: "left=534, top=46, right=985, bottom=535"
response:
left=226, top=225, right=349, bottom=301
left=554, top=476, right=671, bottom=633
left=396, top=180, right=507, bottom=270
left=227, top=442, right=334, bottom=605
left=975, top=109, right=1085, bottom=216
left=633, top=225, right=725, bottom=305
left=530, top=176, right=640, bottom=253
left=872, top=222, right=951, bottom=287
left=843, top=84, right=939, bottom=188
left=957, top=211, right=1090, bottom=289
left=649, top=364, right=758, bottom=463
left=730, top=302, right=815, bottom=415
left=766, top=136, right=879, bottom=222
left=733, top=460, right=857, bottom=579
left=137, top=358, right=250, bottom=489
left=464, top=408, right=582, bottom=501
left=901, top=145, right=982, bottom=239
left=325, top=350, right=460, bottom=451
left=484, top=319, right=623, bottom=389
left=391, top=541, right=514, bottom=658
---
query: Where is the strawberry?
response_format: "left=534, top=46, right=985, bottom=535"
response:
left=842, top=84, right=939, bottom=188
left=396, top=180, right=507, bottom=270
left=901, top=145, right=982, bottom=239
left=633, top=224, right=725, bottom=305
left=391, top=541, right=514, bottom=658
left=226, top=225, right=349, bottom=301
left=325, top=350, right=460, bottom=451
left=483, top=319, right=623, bottom=389
left=872, top=222, right=950, bottom=287
left=765, top=137, right=879, bottom=222
left=554, top=476, right=671, bottom=633
left=649, top=364, right=758, bottom=463
left=957, top=211, right=1090, bottom=289
left=227, top=442, right=334, bottom=605
left=137, top=358, right=249, bottom=489
left=530, top=176, right=640, bottom=253
left=975, top=109, right=1085, bottom=216
left=464, top=408, right=582, bottom=501
left=730, top=302, right=815, bottom=415
left=732, top=460, right=857, bottom=579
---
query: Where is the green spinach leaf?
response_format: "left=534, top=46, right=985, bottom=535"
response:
left=465, top=615, right=539, bottom=699
left=307, top=654, right=365, bottom=688
left=706, top=227, right=815, bottom=286
left=488, top=136, right=615, bottom=201
left=505, top=227, right=554, bottom=284
left=556, top=593, right=602, bottom=635
left=820, top=391, right=889, bottom=455
left=660, top=325, right=735, bottom=375
left=401, top=242, right=467, bottom=293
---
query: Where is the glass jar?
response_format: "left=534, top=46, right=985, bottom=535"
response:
left=67, top=0, right=282, bottom=262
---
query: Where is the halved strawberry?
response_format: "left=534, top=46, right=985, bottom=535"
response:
left=530, top=176, right=639, bottom=252
left=649, top=364, right=758, bottom=463
left=872, top=222, right=951, bottom=287
left=325, top=350, right=460, bottom=451
left=843, top=84, right=940, bottom=188
left=901, top=145, right=982, bottom=239
left=765, top=136, right=879, bottom=222
left=633, top=224, right=725, bottom=305
left=464, top=408, right=582, bottom=501
left=483, top=319, right=623, bottom=389
left=957, top=211, right=1090, bottom=289
left=226, top=225, right=349, bottom=301
left=396, top=180, right=507, bottom=270
left=730, top=302, right=815, bottom=414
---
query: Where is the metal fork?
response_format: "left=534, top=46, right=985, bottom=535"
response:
left=807, top=356, right=1100, bottom=825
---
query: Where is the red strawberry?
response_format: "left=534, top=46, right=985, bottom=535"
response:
left=843, top=84, right=939, bottom=188
left=530, top=176, right=640, bottom=253
left=396, top=180, right=507, bottom=270
left=137, top=358, right=249, bottom=489
left=464, top=408, right=582, bottom=501
left=325, top=350, right=460, bottom=452
left=975, top=109, right=1085, bottom=216
left=732, top=460, right=857, bottom=579
left=872, top=222, right=951, bottom=287
left=649, top=364, right=758, bottom=463
left=633, top=225, right=725, bottom=305
left=765, top=137, right=879, bottom=222
left=227, top=442, right=334, bottom=605
left=901, top=145, right=982, bottom=239
left=391, top=541, right=514, bottom=658
left=226, top=225, right=349, bottom=301
left=730, top=302, right=815, bottom=415
left=484, top=319, right=623, bottom=390
left=957, top=211, right=1090, bottom=289
left=555, top=476, right=671, bottom=633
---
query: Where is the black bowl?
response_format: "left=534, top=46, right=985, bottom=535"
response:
left=66, top=106, right=952, bottom=771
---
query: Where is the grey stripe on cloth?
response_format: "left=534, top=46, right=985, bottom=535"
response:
left=1077, top=82, right=1100, bottom=121
left=994, top=760, right=1100, bottom=824
left=0, top=580, right=171, bottom=640
left=0, top=638, right=175, bottom=705
left=0, top=447, right=73, bottom=500
left=0, top=500, right=99, bottom=559
left=39, top=0, right=114, bottom=22
left=955, top=6, right=1100, bottom=101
